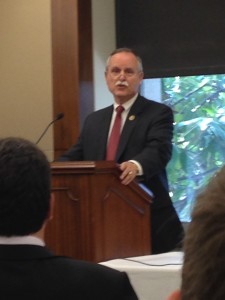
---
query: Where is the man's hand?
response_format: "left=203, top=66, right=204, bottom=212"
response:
left=119, top=161, right=138, bottom=185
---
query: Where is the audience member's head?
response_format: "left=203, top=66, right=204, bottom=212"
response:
left=0, top=137, right=51, bottom=236
left=0, top=137, right=139, bottom=300
left=168, top=165, right=225, bottom=300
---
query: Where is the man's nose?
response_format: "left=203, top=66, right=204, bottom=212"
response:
left=119, top=71, right=126, bottom=79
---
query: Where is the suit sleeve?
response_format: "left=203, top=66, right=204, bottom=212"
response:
left=58, top=135, right=84, bottom=161
left=132, top=104, right=173, bottom=179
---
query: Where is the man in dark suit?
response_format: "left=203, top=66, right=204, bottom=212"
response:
left=60, top=48, right=184, bottom=254
left=0, top=137, right=138, bottom=300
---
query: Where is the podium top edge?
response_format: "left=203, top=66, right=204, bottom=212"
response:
left=50, top=160, right=118, bottom=170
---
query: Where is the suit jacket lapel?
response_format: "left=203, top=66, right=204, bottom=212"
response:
left=96, top=106, right=113, bottom=160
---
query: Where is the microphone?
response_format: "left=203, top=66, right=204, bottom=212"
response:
left=36, top=112, right=64, bottom=144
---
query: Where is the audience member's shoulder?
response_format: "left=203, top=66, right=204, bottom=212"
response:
left=49, top=256, right=138, bottom=299
left=55, top=256, right=126, bottom=278
left=50, top=256, right=127, bottom=280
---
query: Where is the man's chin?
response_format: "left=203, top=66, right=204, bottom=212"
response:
left=114, top=93, right=132, bottom=103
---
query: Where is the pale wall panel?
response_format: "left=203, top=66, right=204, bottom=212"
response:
left=92, top=0, right=116, bottom=110
left=0, top=0, right=53, bottom=160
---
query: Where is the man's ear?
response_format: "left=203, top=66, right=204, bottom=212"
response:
left=167, top=289, right=181, bottom=300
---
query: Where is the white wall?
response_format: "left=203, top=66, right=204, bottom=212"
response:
left=0, top=0, right=53, bottom=159
left=92, top=0, right=116, bottom=110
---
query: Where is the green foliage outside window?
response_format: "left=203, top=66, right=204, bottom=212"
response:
left=162, top=74, right=225, bottom=221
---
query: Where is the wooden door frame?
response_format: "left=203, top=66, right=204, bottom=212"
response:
left=51, top=0, right=94, bottom=159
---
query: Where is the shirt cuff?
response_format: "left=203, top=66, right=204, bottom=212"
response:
left=129, top=160, right=143, bottom=176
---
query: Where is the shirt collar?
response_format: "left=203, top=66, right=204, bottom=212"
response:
left=114, top=93, right=138, bottom=112
left=0, top=235, right=45, bottom=246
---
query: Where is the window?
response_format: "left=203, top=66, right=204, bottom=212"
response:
left=141, top=74, right=225, bottom=221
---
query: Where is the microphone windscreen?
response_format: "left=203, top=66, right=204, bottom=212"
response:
left=55, top=112, right=64, bottom=121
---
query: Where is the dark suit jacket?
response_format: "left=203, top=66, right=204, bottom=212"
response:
left=60, top=95, right=184, bottom=253
left=0, top=244, right=138, bottom=300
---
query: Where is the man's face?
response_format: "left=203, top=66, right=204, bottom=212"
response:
left=105, top=52, right=144, bottom=104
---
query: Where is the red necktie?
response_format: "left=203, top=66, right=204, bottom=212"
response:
left=106, top=105, right=124, bottom=160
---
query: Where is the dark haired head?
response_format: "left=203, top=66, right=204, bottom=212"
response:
left=0, top=137, right=51, bottom=236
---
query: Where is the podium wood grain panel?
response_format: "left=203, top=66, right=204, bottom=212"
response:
left=46, top=161, right=152, bottom=262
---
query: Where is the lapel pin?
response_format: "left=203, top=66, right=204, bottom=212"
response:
left=129, top=115, right=136, bottom=121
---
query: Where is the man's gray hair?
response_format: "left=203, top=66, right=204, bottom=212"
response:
left=105, top=48, right=143, bottom=72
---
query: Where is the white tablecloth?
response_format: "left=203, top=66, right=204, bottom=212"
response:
left=100, top=251, right=183, bottom=300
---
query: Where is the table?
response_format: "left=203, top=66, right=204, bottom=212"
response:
left=99, top=251, right=183, bottom=300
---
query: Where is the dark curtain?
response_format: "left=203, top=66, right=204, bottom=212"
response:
left=116, top=0, right=225, bottom=78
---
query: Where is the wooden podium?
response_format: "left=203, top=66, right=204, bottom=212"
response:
left=46, top=161, right=152, bottom=263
